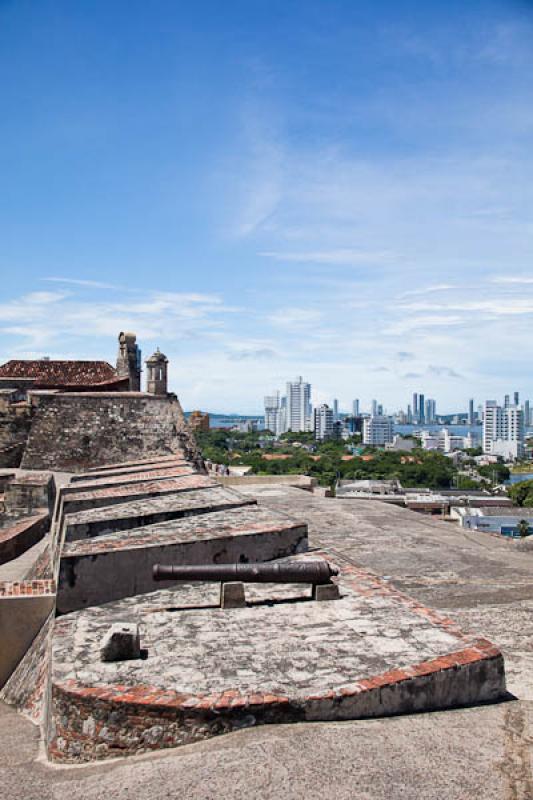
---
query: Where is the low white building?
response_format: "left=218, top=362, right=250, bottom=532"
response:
left=420, top=428, right=479, bottom=453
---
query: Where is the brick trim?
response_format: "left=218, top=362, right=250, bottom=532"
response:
left=0, top=579, right=56, bottom=596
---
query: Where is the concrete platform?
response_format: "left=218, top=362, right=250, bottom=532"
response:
left=65, top=464, right=198, bottom=492
left=84, top=454, right=187, bottom=473
left=48, top=554, right=505, bottom=762
left=2, top=485, right=532, bottom=798
left=63, top=487, right=257, bottom=542
left=61, top=475, right=217, bottom=514
left=57, top=506, right=309, bottom=612
left=71, top=459, right=190, bottom=482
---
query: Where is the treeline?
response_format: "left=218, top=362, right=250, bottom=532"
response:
left=194, top=429, right=476, bottom=490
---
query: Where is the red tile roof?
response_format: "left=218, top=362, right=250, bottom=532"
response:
left=0, top=360, right=118, bottom=387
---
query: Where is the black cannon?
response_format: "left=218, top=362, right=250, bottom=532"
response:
left=153, top=559, right=338, bottom=585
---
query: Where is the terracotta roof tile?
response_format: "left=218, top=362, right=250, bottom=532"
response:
left=0, top=360, right=117, bottom=387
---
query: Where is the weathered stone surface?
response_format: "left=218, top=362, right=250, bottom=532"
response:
left=20, top=393, right=199, bottom=471
left=47, top=548, right=506, bottom=761
left=62, top=474, right=216, bottom=514
left=57, top=505, right=308, bottom=613
left=100, top=623, right=141, bottom=662
left=1, top=484, right=532, bottom=797
left=63, top=487, right=257, bottom=542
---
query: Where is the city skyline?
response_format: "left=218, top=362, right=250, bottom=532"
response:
left=2, top=1, right=533, bottom=412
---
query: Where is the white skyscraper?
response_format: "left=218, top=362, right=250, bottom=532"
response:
left=363, top=415, right=394, bottom=446
left=313, top=404, right=334, bottom=440
left=264, top=392, right=281, bottom=436
left=483, top=400, right=524, bottom=459
left=285, top=376, right=312, bottom=432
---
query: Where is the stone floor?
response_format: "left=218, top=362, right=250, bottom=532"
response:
left=51, top=569, right=472, bottom=698
left=1, top=485, right=532, bottom=798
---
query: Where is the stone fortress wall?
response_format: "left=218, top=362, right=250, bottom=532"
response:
left=0, top=332, right=203, bottom=473
left=20, top=392, right=200, bottom=472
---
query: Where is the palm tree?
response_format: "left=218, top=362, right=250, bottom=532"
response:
left=517, top=519, right=530, bottom=539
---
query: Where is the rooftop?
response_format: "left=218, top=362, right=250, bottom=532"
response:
left=0, top=359, right=118, bottom=386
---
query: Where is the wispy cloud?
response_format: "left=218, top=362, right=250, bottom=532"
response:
left=43, top=277, right=120, bottom=290
left=491, top=276, right=533, bottom=285
left=428, top=365, right=463, bottom=379
left=267, top=307, right=323, bottom=328
left=260, top=249, right=395, bottom=265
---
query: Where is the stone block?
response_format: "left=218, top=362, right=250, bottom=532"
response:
left=100, top=623, right=141, bottom=662
left=220, top=582, right=246, bottom=609
left=312, top=583, right=340, bottom=602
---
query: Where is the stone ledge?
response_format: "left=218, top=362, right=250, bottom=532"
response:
left=48, top=643, right=504, bottom=762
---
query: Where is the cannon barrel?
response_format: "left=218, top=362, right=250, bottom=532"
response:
left=153, top=560, right=338, bottom=584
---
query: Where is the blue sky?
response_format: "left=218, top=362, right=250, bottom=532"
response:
left=1, top=0, right=533, bottom=413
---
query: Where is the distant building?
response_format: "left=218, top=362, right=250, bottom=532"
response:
left=285, top=376, right=312, bottom=432
left=418, top=393, right=425, bottom=423
left=483, top=400, right=524, bottom=460
left=264, top=393, right=281, bottom=435
left=333, top=398, right=339, bottom=421
left=363, top=415, right=394, bottom=446
left=385, top=435, right=417, bottom=452
left=456, top=506, right=533, bottom=538
left=425, top=398, right=436, bottom=424
left=313, top=404, right=334, bottom=441
left=189, top=410, right=210, bottom=432
left=468, top=398, right=475, bottom=425
left=352, top=399, right=360, bottom=416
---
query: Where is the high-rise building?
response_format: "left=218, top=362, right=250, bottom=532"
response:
left=333, top=398, right=339, bottom=421
left=314, top=404, right=334, bottom=441
left=412, top=393, right=418, bottom=422
left=371, top=399, right=378, bottom=417
left=264, top=393, right=281, bottom=435
left=524, top=400, right=530, bottom=427
left=425, top=398, right=436, bottom=424
left=483, top=400, right=524, bottom=459
left=285, top=376, right=312, bottom=432
left=363, top=415, right=394, bottom=446
left=504, top=394, right=510, bottom=409
left=419, top=393, right=425, bottom=423
left=407, top=404, right=413, bottom=424
left=468, top=398, right=475, bottom=425
left=514, top=391, right=520, bottom=406
left=352, top=399, right=360, bottom=417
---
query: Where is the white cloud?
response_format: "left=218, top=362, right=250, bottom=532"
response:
left=267, top=307, right=323, bottom=328
left=43, top=277, right=120, bottom=290
left=260, top=249, right=395, bottom=265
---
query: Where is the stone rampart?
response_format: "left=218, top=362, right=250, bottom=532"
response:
left=0, top=513, right=49, bottom=565
left=21, top=393, right=200, bottom=472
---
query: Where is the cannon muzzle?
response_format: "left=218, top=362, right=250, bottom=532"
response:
left=153, top=560, right=338, bottom=584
